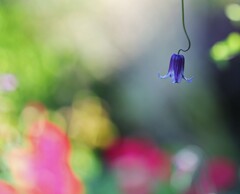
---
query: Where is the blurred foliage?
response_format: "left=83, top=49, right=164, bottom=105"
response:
left=210, top=32, right=240, bottom=68
left=210, top=2, right=240, bottom=69
left=0, top=2, right=94, bottom=115
left=0, top=1, right=238, bottom=194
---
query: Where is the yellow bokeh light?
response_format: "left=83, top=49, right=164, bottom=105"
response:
left=210, top=32, right=240, bottom=65
left=227, top=33, right=240, bottom=54
left=225, top=4, right=240, bottom=22
left=68, top=97, right=117, bottom=149
left=210, top=42, right=229, bottom=61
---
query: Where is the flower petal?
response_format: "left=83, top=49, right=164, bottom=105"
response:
left=182, top=75, right=193, bottom=83
left=158, top=73, right=170, bottom=79
left=0, top=181, right=17, bottom=194
left=7, top=121, right=84, bottom=194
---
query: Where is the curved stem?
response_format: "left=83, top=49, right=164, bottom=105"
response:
left=178, top=0, right=191, bottom=55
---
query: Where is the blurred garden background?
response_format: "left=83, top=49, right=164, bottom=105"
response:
left=0, top=0, right=240, bottom=193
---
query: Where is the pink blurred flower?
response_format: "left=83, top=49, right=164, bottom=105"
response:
left=7, top=121, right=84, bottom=194
left=0, top=181, right=17, bottom=194
left=186, top=157, right=237, bottom=194
left=105, top=138, right=171, bottom=194
left=207, top=158, right=237, bottom=190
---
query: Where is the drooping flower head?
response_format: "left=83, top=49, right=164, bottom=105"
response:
left=159, top=0, right=193, bottom=84
left=159, top=54, right=192, bottom=83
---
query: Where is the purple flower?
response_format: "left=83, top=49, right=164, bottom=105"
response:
left=0, top=74, right=18, bottom=92
left=158, top=54, right=192, bottom=83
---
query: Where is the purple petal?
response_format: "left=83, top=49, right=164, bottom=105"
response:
left=182, top=75, right=193, bottom=83
left=172, top=76, right=182, bottom=83
left=158, top=72, right=170, bottom=79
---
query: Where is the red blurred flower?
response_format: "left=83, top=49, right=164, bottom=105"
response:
left=0, top=181, right=17, bottom=194
left=105, top=138, right=171, bottom=194
left=7, top=121, right=84, bottom=194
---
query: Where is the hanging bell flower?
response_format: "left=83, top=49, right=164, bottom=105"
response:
left=159, top=0, right=193, bottom=84
left=158, top=54, right=192, bottom=83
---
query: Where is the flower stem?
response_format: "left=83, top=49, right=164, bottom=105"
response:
left=178, top=0, right=191, bottom=55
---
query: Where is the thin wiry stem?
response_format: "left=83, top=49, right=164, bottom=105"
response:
left=178, top=0, right=191, bottom=55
